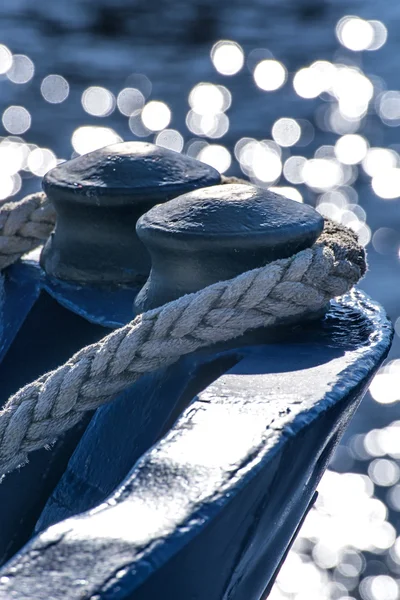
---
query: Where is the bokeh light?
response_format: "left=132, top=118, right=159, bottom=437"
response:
left=362, top=147, right=399, bottom=177
left=6, top=54, right=34, bottom=84
left=293, top=61, right=336, bottom=99
left=368, top=20, right=389, bottom=51
left=141, top=101, right=171, bottom=131
left=236, top=139, right=282, bottom=183
left=71, top=126, right=122, bottom=155
left=27, top=148, right=57, bottom=176
left=155, top=129, right=184, bottom=152
left=370, top=361, right=400, bottom=403
left=2, top=106, right=31, bottom=134
left=0, top=45, right=12, bottom=75
left=189, top=83, right=230, bottom=115
left=359, top=575, right=398, bottom=600
left=336, top=17, right=375, bottom=52
left=378, top=91, right=400, bottom=125
left=331, top=66, right=374, bottom=120
left=272, top=118, right=301, bottom=147
left=372, top=168, right=400, bottom=199
left=197, top=144, right=231, bottom=173
left=40, top=75, right=70, bottom=104
left=302, top=158, right=343, bottom=191
left=283, top=156, right=307, bottom=184
left=253, top=59, right=287, bottom=91
left=117, top=88, right=144, bottom=116
left=269, top=186, right=303, bottom=202
left=368, top=459, right=400, bottom=487
left=211, top=40, right=244, bottom=76
left=334, top=134, right=368, bottom=165
left=372, top=228, right=400, bottom=255
left=81, top=86, right=115, bottom=117
left=336, top=17, right=387, bottom=52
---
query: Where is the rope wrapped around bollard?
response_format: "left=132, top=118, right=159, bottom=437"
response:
left=0, top=191, right=366, bottom=476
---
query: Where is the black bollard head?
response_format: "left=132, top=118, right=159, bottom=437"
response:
left=40, top=142, right=221, bottom=284
left=135, top=183, right=324, bottom=311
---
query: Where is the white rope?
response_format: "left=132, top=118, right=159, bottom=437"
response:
left=0, top=193, right=366, bottom=476
left=0, top=192, right=55, bottom=270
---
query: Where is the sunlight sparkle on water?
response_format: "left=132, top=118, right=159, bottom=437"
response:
left=189, top=83, right=231, bottom=115
left=82, top=86, right=115, bottom=117
left=334, top=134, right=368, bottom=165
left=283, top=156, right=307, bottom=184
left=269, top=186, right=303, bottom=202
left=293, top=61, right=336, bottom=99
left=27, top=148, right=57, bottom=177
left=372, top=168, right=400, bottom=199
left=155, top=129, right=184, bottom=152
left=40, top=75, right=69, bottom=104
left=360, top=575, right=398, bottom=600
left=253, top=59, right=287, bottom=91
left=0, top=45, right=12, bottom=75
left=378, top=91, right=400, bottom=124
left=0, top=175, right=16, bottom=201
left=272, top=118, right=301, bottom=147
left=372, top=227, right=400, bottom=255
left=129, top=114, right=151, bottom=137
left=368, top=459, right=400, bottom=487
left=336, top=17, right=374, bottom=52
left=7, top=54, right=34, bottom=84
left=302, top=158, right=343, bottom=191
left=370, top=361, right=400, bottom=403
left=331, top=67, right=374, bottom=120
left=336, top=16, right=387, bottom=52
left=327, top=105, right=361, bottom=135
left=71, top=126, right=122, bottom=155
left=368, top=20, right=389, bottom=51
left=210, top=41, right=244, bottom=76
left=0, top=141, right=28, bottom=175
left=236, top=139, right=282, bottom=183
left=362, top=147, right=399, bottom=177
left=2, top=106, right=31, bottom=135
left=186, top=111, right=229, bottom=138
left=197, top=144, right=231, bottom=173
left=117, top=88, right=144, bottom=117
left=141, top=101, right=171, bottom=131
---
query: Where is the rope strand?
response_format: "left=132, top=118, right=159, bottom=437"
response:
left=0, top=192, right=55, bottom=270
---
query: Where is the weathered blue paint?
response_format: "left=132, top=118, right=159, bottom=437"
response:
left=0, top=259, right=113, bottom=565
left=0, top=259, right=41, bottom=363
left=0, top=290, right=392, bottom=600
left=42, top=276, right=140, bottom=328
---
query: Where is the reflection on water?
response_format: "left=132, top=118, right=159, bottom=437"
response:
left=0, top=2, right=400, bottom=598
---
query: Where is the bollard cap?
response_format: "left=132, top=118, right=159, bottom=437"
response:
left=43, top=142, right=221, bottom=206
left=138, top=183, right=323, bottom=253
left=40, top=142, right=221, bottom=284
left=135, top=183, right=324, bottom=310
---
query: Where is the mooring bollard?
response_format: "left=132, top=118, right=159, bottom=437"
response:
left=41, top=141, right=221, bottom=284
left=0, top=154, right=393, bottom=599
left=35, top=183, right=325, bottom=532
left=135, top=183, right=324, bottom=310
left=0, top=142, right=221, bottom=565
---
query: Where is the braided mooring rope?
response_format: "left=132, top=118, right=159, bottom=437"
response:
left=0, top=192, right=56, bottom=270
left=0, top=191, right=366, bottom=476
